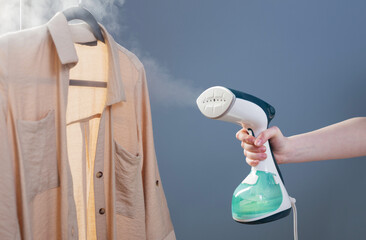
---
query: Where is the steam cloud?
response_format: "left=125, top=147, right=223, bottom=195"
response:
left=0, top=0, right=201, bottom=107
left=0, top=0, right=125, bottom=34
left=139, top=53, right=202, bottom=107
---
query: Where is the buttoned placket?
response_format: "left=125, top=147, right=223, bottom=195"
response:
left=63, top=65, right=111, bottom=239
left=92, top=106, right=108, bottom=239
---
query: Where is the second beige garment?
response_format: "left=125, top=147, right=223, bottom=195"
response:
left=0, top=11, right=176, bottom=240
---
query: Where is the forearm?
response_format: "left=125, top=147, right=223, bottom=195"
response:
left=283, top=117, right=366, bottom=163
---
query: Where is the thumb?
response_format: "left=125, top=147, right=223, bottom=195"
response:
left=254, top=126, right=281, bottom=146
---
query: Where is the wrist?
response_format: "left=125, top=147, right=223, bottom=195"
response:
left=277, top=136, right=293, bottom=164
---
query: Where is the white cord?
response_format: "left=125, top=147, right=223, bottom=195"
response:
left=289, top=197, right=298, bottom=240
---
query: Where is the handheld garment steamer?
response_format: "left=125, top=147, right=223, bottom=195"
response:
left=196, top=86, right=297, bottom=238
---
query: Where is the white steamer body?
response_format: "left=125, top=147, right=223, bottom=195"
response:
left=196, top=86, right=292, bottom=223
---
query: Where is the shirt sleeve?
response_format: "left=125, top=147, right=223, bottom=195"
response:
left=134, top=66, right=176, bottom=240
left=0, top=38, right=20, bottom=238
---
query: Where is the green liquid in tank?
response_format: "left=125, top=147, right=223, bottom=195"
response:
left=232, top=170, right=282, bottom=220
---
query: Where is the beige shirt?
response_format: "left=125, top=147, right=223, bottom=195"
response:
left=0, top=12, right=176, bottom=240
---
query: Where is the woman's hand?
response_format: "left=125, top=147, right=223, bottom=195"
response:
left=236, top=126, right=289, bottom=167
left=236, top=118, right=366, bottom=166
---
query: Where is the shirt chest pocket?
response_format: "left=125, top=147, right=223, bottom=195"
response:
left=16, top=109, right=60, bottom=202
left=113, top=139, right=142, bottom=218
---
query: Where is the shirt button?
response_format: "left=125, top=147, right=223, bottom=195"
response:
left=99, top=208, right=105, bottom=215
left=96, top=171, right=103, bottom=178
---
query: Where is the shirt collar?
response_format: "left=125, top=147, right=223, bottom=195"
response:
left=47, top=11, right=126, bottom=105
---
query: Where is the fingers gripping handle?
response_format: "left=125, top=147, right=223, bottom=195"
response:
left=247, top=128, right=283, bottom=180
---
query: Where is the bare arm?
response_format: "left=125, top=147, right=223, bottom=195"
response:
left=284, top=117, right=366, bottom=163
left=236, top=117, right=366, bottom=166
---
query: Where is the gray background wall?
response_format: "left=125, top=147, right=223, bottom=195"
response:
left=3, top=0, right=366, bottom=239
left=118, top=1, right=366, bottom=239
